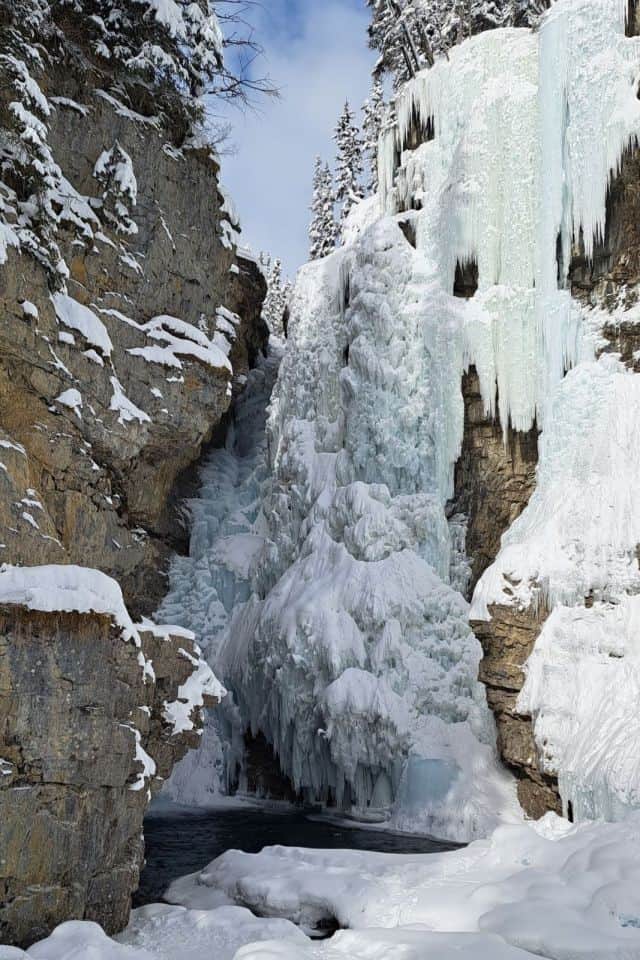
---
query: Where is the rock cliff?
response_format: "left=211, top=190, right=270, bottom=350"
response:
left=0, top=3, right=267, bottom=947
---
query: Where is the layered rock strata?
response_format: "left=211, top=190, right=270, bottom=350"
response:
left=0, top=607, right=220, bottom=946
left=0, top=10, right=267, bottom=947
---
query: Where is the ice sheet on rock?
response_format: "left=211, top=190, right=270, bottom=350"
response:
left=517, top=594, right=640, bottom=821
left=379, top=0, right=639, bottom=435
left=472, top=355, right=640, bottom=618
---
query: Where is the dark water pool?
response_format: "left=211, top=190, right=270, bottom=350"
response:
left=134, top=802, right=461, bottom=906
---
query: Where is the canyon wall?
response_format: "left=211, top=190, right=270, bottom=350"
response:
left=0, top=5, right=267, bottom=946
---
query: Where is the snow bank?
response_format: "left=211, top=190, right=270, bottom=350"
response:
left=6, top=906, right=305, bottom=960
left=15, top=813, right=640, bottom=959
left=128, top=314, right=232, bottom=373
left=0, top=563, right=141, bottom=645
left=172, top=814, right=640, bottom=960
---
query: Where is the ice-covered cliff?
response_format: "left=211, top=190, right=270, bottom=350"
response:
left=165, top=0, right=640, bottom=838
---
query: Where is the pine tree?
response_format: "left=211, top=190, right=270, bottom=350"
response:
left=367, top=0, right=551, bottom=86
left=93, top=143, right=138, bottom=236
left=362, top=78, right=385, bottom=194
left=262, top=257, right=288, bottom=337
left=309, top=157, right=337, bottom=260
left=333, top=102, right=364, bottom=229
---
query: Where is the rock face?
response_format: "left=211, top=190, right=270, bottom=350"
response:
left=448, top=368, right=551, bottom=818
left=0, top=51, right=267, bottom=618
left=449, top=368, right=539, bottom=596
left=0, top=607, right=219, bottom=947
left=0, top=10, right=267, bottom=948
left=472, top=605, right=561, bottom=819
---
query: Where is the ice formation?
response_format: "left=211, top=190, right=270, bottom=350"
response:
left=157, top=349, right=282, bottom=804
left=467, top=1, right=640, bottom=822
left=158, top=0, right=640, bottom=837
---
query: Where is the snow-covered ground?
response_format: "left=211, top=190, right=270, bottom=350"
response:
left=8, top=812, right=640, bottom=960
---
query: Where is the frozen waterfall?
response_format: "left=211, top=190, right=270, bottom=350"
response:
left=159, top=0, right=640, bottom=837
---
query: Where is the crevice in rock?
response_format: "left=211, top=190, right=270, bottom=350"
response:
left=448, top=367, right=539, bottom=596
left=569, top=144, right=640, bottom=309
left=398, top=216, right=417, bottom=248
left=401, top=107, right=434, bottom=153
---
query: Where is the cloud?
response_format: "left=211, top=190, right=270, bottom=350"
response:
left=213, top=0, right=374, bottom=277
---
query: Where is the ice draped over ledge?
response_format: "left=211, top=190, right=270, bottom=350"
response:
left=163, top=0, right=640, bottom=837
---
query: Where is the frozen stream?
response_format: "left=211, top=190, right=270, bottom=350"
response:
left=135, top=801, right=461, bottom=910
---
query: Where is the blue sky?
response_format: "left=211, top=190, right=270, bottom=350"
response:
left=214, top=0, right=374, bottom=277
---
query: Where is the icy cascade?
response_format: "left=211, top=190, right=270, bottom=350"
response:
left=218, top=229, right=517, bottom=840
left=155, top=348, right=281, bottom=805
left=167, top=0, right=640, bottom=835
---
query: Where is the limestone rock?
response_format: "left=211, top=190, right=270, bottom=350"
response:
left=0, top=12, right=266, bottom=948
left=0, top=606, right=220, bottom=947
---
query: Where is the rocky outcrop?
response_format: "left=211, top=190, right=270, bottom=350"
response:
left=0, top=79, right=267, bottom=616
left=449, top=368, right=550, bottom=817
left=472, top=604, right=561, bottom=819
left=449, top=368, right=539, bottom=595
left=570, top=146, right=640, bottom=310
left=0, top=606, right=220, bottom=947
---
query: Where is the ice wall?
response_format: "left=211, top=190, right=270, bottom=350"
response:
left=162, top=0, right=640, bottom=834
left=470, top=1, right=640, bottom=821
left=219, top=228, right=518, bottom=841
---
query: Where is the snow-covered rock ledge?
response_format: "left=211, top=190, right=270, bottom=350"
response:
left=0, top=563, right=224, bottom=947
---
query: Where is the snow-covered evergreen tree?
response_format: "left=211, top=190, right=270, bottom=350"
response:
left=55, top=0, right=224, bottom=123
left=334, top=102, right=365, bottom=228
left=362, top=78, right=386, bottom=193
left=309, top=157, right=337, bottom=260
left=93, top=144, right=138, bottom=236
left=262, top=257, right=289, bottom=337
left=368, top=0, right=551, bottom=85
